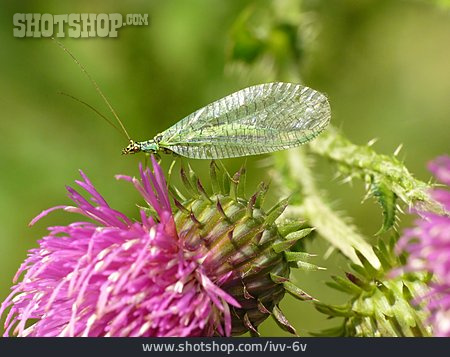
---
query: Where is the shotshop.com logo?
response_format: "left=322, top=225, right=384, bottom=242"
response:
left=13, top=13, right=149, bottom=38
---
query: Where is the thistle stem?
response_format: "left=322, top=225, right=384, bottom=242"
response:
left=308, top=127, right=443, bottom=214
left=273, top=148, right=381, bottom=268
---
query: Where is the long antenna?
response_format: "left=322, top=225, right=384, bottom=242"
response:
left=58, top=91, right=127, bottom=139
left=52, top=38, right=131, bottom=140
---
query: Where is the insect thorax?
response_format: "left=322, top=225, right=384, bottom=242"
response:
left=139, top=139, right=159, bottom=153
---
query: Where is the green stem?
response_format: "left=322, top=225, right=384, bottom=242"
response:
left=273, top=148, right=381, bottom=268
left=308, top=127, right=443, bottom=213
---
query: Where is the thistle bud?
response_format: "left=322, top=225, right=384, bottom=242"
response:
left=172, top=162, right=317, bottom=335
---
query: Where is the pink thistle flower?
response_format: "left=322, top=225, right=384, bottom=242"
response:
left=397, top=155, right=450, bottom=337
left=0, top=157, right=239, bottom=337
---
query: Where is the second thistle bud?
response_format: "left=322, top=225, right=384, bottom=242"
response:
left=172, top=162, right=318, bottom=335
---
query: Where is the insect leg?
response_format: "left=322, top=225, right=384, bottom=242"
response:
left=143, top=153, right=149, bottom=168
left=168, top=159, right=177, bottom=184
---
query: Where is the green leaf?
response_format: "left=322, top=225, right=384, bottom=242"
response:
left=355, top=251, right=379, bottom=278
left=180, top=166, right=198, bottom=198
left=284, top=251, right=315, bottom=262
left=349, top=263, right=371, bottom=281
left=272, top=228, right=314, bottom=253
left=265, top=198, right=289, bottom=226
left=291, top=260, right=324, bottom=272
left=314, top=302, right=354, bottom=318
left=329, top=275, right=362, bottom=294
left=371, top=178, right=397, bottom=235
left=282, top=281, right=315, bottom=301
left=270, top=273, right=289, bottom=284
left=277, top=221, right=306, bottom=237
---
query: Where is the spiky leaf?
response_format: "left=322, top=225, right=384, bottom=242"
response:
left=371, top=178, right=397, bottom=235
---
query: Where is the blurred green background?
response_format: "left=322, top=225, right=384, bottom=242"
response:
left=0, top=0, right=449, bottom=336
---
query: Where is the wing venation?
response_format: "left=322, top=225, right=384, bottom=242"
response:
left=159, top=82, right=331, bottom=159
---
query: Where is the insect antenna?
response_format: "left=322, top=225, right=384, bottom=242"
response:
left=57, top=91, right=127, bottom=139
left=52, top=38, right=131, bottom=140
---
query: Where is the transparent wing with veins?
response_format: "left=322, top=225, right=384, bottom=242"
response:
left=158, top=82, right=331, bottom=159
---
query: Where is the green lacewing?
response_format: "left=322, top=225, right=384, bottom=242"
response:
left=55, top=41, right=330, bottom=159
left=122, top=82, right=331, bottom=159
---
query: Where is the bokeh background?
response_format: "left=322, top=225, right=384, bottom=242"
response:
left=0, top=0, right=449, bottom=336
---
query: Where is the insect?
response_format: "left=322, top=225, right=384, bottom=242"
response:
left=122, top=82, right=331, bottom=159
left=55, top=41, right=331, bottom=159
